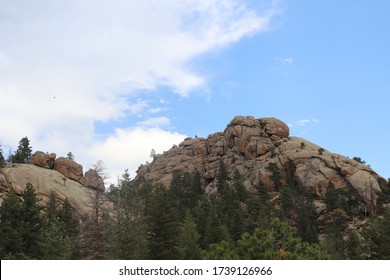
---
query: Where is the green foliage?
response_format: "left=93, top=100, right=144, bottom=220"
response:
left=216, top=160, right=229, bottom=192
left=0, top=189, right=24, bottom=258
left=0, top=144, right=5, bottom=167
left=245, top=179, right=274, bottom=233
left=352, top=156, right=366, bottom=164
left=19, top=183, right=45, bottom=258
left=146, top=185, right=180, bottom=259
left=12, top=136, right=32, bottom=164
left=362, top=209, right=390, bottom=259
left=176, top=210, right=202, bottom=259
left=297, top=199, right=318, bottom=244
left=79, top=191, right=108, bottom=259
left=266, top=162, right=281, bottom=191
left=66, top=152, right=75, bottom=160
left=345, top=230, right=365, bottom=260
left=40, top=192, right=80, bottom=259
left=106, top=174, right=148, bottom=259
left=206, top=217, right=328, bottom=260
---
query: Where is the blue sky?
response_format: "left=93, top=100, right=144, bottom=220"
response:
left=1, top=0, right=389, bottom=182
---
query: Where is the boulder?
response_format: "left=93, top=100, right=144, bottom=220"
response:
left=53, top=157, right=83, bottom=182
left=0, top=164, right=108, bottom=216
left=30, top=151, right=56, bottom=169
left=79, top=169, right=105, bottom=192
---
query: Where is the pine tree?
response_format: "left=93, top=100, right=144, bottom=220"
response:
left=216, top=160, right=229, bottom=193
left=176, top=210, right=202, bottom=259
left=0, top=189, right=24, bottom=259
left=146, top=185, right=180, bottom=259
left=206, top=217, right=328, bottom=260
left=12, top=136, right=32, bottom=164
left=266, top=162, right=281, bottom=191
left=20, top=183, right=45, bottom=259
left=297, top=200, right=318, bottom=244
left=80, top=191, right=108, bottom=259
left=346, top=230, right=364, bottom=260
left=204, top=206, right=230, bottom=247
left=245, top=179, right=274, bottom=232
left=106, top=177, right=148, bottom=259
left=0, top=144, right=5, bottom=167
left=40, top=192, right=80, bottom=259
left=362, top=209, right=390, bottom=259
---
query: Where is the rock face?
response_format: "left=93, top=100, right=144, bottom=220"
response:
left=134, top=116, right=387, bottom=211
left=0, top=164, right=105, bottom=217
left=79, top=169, right=105, bottom=192
left=30, top=151, right=56, bottom=169
left=53, top=157, right=83, bottom=182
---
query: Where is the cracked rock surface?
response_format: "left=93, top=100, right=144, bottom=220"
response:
left=134, top=116, right=387, bottom=210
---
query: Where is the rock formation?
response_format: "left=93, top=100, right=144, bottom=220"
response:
left=53, top=157, right=83, bottom=182
left=30, top=151, right=106, bottom=192
left=134, top=116, right=387, bottom=213
left=79, top=169, right=105, bottom=192
left=0, top=164, right=104, bottom=217
left=30, top=151, right=56, bottom=169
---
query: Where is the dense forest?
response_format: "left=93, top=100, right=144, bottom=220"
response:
left=1, top=157, right=390, bottom=259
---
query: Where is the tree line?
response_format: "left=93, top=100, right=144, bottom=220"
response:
left=2, top=145, right=390, bottom=259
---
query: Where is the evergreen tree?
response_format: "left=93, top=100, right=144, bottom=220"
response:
left=320, top=223, right=346, bottom=259
left=66, top=152, right=75, bottom=160
left=297, top=200, right=318, bottom=244
left=245, top=179, right=273, bottom=232
left=176, top=210, right=202, bottom=259
left=19, top=183, right=45, bottom=259
left=0, top=144, right=5, bottom=167
left=345, top=230, right=364, bottom=260
left=206, top=217, right=328, bottom=260
left=12, top=136, right=32, bottom=164
left=80, top=191, right=108, bottom=259
left=106, top=175, right=148, bottom=259
left=280, top=184, right=294, bottom=219
left=216, top=160, right=229, bottom=193
left=146, top=185, right=180, bottom=259
left=0, top=189, right=24, bottom=259
left=324, top=182, right=348, bottom=212
left=362, top=209, right=390, bottom=259
left=232, top=169, right=248, bottom=203
left=204, top=205, right=230, bottom=247
left=266, top=162, right=281, bottom=191
left=40, top=192, right=80, bottom=259
left=40, top=194, right=72, bottom=260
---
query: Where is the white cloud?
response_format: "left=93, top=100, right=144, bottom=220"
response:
left=275, top=57, right=294, bottom=65
left=90, top=127, right=186, bottom=183
left=137, top=117, right=171, bottom=128
left=296, top=119, right=320, bottom=126
left=0, top=0, right=279, bottom=180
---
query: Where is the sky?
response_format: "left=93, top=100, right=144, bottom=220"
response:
left=1, top=0, right=390, bottom=184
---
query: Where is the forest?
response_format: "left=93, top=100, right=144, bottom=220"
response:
left=1, top=158, right=390, bottom=260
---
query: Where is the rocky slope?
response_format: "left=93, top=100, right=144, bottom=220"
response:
left=134, top=116, right=387, bottom=214
left=0, top=152, right=107, bottom=217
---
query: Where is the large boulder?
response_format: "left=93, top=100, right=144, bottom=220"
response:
left=30, top=151, right=56, bottom=169
left=79, top=169, right=105, bottom=192
left=0, top=164, right=107, bottom=216
left=53, top=157, right=83, bottom=182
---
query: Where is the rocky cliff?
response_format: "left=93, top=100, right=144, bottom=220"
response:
left=0, top=152, right=107, bottom=217
left=134, top=116, right=387, bottom=214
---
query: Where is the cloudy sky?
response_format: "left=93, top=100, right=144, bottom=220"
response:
left=1, top=0, right=390, bottom=183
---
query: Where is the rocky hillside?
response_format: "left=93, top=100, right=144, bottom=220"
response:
left=134, top=116, right=388, bottom=215
left=0, top=152, right=107, bottom=217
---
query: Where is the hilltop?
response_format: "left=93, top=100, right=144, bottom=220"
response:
left=134, top=115, right=387, bottom=216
